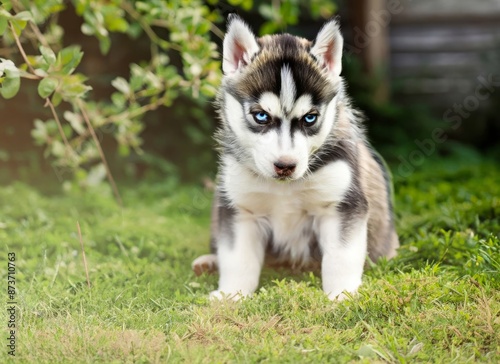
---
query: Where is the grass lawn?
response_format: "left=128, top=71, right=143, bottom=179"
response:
left=2, top=157, right=499, bottom=363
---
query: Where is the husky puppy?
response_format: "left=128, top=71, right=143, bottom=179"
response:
left=192, top=15, right=399, bottom=300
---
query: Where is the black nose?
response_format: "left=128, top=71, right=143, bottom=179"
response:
left=274, top=160, right=296, bottom=177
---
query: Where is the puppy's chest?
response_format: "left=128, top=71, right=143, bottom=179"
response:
left=226, top=160, right=353, bottom=220
left=235, top=187, right=334, bottom=219
left=223, top=160, right=353, bottom=260
left=229, top=173, right=347, bottom=245
left=236, top=187, right=329, bottom=260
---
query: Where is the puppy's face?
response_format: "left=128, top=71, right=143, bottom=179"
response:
left=220, top=17, right=344, bottom=181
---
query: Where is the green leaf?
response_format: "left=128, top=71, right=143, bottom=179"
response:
left=135, top=2, right=151, bottom=12
left=81, top=23, right=94, bottom=36
left=51, top=91, right=62, bottom=107
left=258, top=4, right=275, bottom=20
left=259, top=21, right=279, bottom=36
left=111, top=77, right=130, bottom=95
left=57, top=46, right=84, bottom=75
left=64, top=111, right=85, bottom=135
left=0, top=74, right=20, bottom=99
left=86, top=163, right=106, bottom=186
left=127, top=23, right=143, bottom=39
left=38, top=77, right=58, bottom=98
left=31, top=119, right=48, bottom=145
left=51, top=140, right=65, bottom=158
left=0, top=17, right=8, bottom=35
left=98, top=37, right=111, bottom=55
left=40, top=46, right=56, bottom=65
left=0, top=60, right=20, bottom=99
left=118, top=144, right=130, bottom=157
left=106, top=16, right=128, bottom=32
left=9, top=19, right=27, bottom=36
left=59, top=74, right=92, bottom=99
left=241, top=0, right=253, bottom=11
left=0, top=9, right=13, bottom=20
left=111, top=92, right=126, bottom=108
left=13, top=11, right=34, bottom=22
left=200, top=83, right=217, bottom=98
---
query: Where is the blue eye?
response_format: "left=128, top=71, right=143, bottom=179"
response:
left=303, top=114, right=317, bottom=124
left=253, top=111, right=270, bottom=124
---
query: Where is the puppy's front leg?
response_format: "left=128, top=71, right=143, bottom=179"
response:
left=211, top=215, right=265, bottom=300
left=318, top=213, right=368, bottom=300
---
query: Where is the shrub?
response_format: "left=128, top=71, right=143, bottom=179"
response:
left=0, top=0, right=336, bottom=196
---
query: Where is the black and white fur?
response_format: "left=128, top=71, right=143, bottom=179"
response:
left=192, top=16, right=399, bottom=301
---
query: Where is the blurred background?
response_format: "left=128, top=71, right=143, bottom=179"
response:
left=1, top=0, right=499, bottom=190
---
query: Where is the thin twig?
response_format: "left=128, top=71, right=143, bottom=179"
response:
left=111, top=94, right=168, bottom=121
left=121, top=1, right=165, bottom=55
left=69, top=93, right=168, bottom=148
left=18, top=71, right=42, bottom=80
left=76, top=93, right=169, bottom=142
left=78, top=100, right=123, bottom=207
left=11, top=0, right=53, bottom=50
left=28, top=21, right=50, bottom=49
left=9, top=22, right=36, bottom=73
left=210, top=23, right=224, bottom=40
left=45, top=97, right=72, bottom=151
left=77, top=221, right=91, bottom=289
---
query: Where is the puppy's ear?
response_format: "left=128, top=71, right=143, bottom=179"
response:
left=222, top=15, right=259, bottom=75
left=310, top=19, right=344, bottom=77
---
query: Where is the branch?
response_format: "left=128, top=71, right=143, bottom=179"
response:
left=121, top=1, right=182, bottom=53
left=210, top=23, right=224, bottom=40
left=45, top=98, right=73, bottom=153
left=9, top=22, right=35, bottom=73
left=78, top=100, right=123, bottom=207
left=9, top=21, right=73, bottom=155
left=109, top=93, right=169, bottom=122
left=69, top=90, right=169, bottom=148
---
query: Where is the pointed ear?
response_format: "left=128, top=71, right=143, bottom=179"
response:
left=310, top=19, right=344, bottom=77
left=222, top=15, right=259, bottom=75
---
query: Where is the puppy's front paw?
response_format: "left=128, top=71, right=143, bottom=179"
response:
left=192, top=254, right=218, bottom=276
left=209, top=290, right=247, bottom=301
left=326, top=288, right=358, bottom=301
left=323, top=275, right=362, bottom=301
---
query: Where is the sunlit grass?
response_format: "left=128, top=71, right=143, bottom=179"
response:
left=1, top=158, right=499, bottom=363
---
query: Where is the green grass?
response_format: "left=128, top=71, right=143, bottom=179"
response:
left=1, top=158, right=499, bottom=363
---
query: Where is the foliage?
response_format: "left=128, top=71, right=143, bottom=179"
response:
left=0, top=0, right=336, bottom=192
left=1, top=0, right=222, bottom=193
left=341, top=55, right=442, bottom=162
left=2, top=157, right=499, bottom=362
left=255, top=0, right=336, bottom=35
